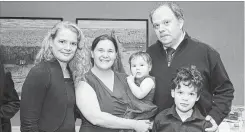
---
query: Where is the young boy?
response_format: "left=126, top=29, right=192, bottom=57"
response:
left=152, top=65, right=212, bottom=132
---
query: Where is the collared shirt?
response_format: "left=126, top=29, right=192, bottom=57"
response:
left=162, top=31, right=185, bottom=67
left=162, top=32, right=187, bottom=58
left=163, top=31, right=186, bottom=51
left=152, top=105, right=212, bottom=132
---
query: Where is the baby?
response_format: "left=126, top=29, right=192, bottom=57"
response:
left=124, top=51, right=158, bottom=129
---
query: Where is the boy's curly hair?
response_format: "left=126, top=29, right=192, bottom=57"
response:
left=172, top=65, right=203, bottom=96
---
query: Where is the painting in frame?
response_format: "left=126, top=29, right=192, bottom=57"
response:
left=76, top=18, right=148, bottom=75
left=0, top=17, right=63, bottom=96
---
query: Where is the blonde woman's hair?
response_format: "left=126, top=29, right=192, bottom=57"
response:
left=69, top=42, right=91, bottom=87
left=35, top=21, right=90, bottom=85
left=35, top=21, right=85, bottom=64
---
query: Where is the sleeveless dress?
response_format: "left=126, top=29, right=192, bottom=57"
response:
left=123, top=76, right=158, bottom=120
left=79, top=70, right=133, bottom=132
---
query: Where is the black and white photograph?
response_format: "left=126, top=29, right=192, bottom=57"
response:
left=0, top=1, right=244, bottom=132
left=0, top=17, right=63, bottom=96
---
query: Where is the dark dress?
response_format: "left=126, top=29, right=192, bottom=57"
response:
left=123, top=76, right=157, bottom=120
left=135, top=76, right=155, bottom=103
left=79, top=70, right=133, bottom=132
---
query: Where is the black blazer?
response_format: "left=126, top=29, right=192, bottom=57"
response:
left=20, top=60, right=74, bottom=132
left=0, top=64, right=20, bottom=132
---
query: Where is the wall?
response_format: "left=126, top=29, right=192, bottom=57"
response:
left=0, top=1, right=244, bottom=105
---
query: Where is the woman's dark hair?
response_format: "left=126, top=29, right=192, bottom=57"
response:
left=91, top=34, right=119, bottom=66
left=172, top=65, right=203, bottom=96
left=91, top=34, right=118, bottom=52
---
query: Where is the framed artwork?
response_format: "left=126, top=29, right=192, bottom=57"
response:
left=76, top=18, right=148, bottom=74
left=0, top=17, right=63, bottom=96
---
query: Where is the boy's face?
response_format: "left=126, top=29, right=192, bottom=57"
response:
left=130, top=57, right=151, bottom=79
left=171, top=81, right=200, bottom=113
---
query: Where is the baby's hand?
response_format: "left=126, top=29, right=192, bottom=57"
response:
left=127, top=75, right=135, bottom=84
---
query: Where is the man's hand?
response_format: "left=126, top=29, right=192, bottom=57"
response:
left=205, top=115, right=219, bottom=132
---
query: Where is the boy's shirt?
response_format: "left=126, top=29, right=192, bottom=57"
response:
left=152, top=105, right=212, bottom=132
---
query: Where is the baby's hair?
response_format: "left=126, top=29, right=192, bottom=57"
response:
left=128, top=51, right=152, bottom=67
left=172, top=65, right=203, bottom=96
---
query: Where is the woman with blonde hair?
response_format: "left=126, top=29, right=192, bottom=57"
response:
left=20, top=21, right=89, bottom=132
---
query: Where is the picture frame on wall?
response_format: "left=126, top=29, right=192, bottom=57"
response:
left=76, top=18, right=148, bottom=74
left=0, top=17, right=63, bottom=96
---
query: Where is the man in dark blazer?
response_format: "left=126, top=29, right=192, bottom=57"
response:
left=0, top=62, right=20, bottom=132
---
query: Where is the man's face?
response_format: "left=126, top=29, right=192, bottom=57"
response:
left=152, top=5, right=184, bottom=47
